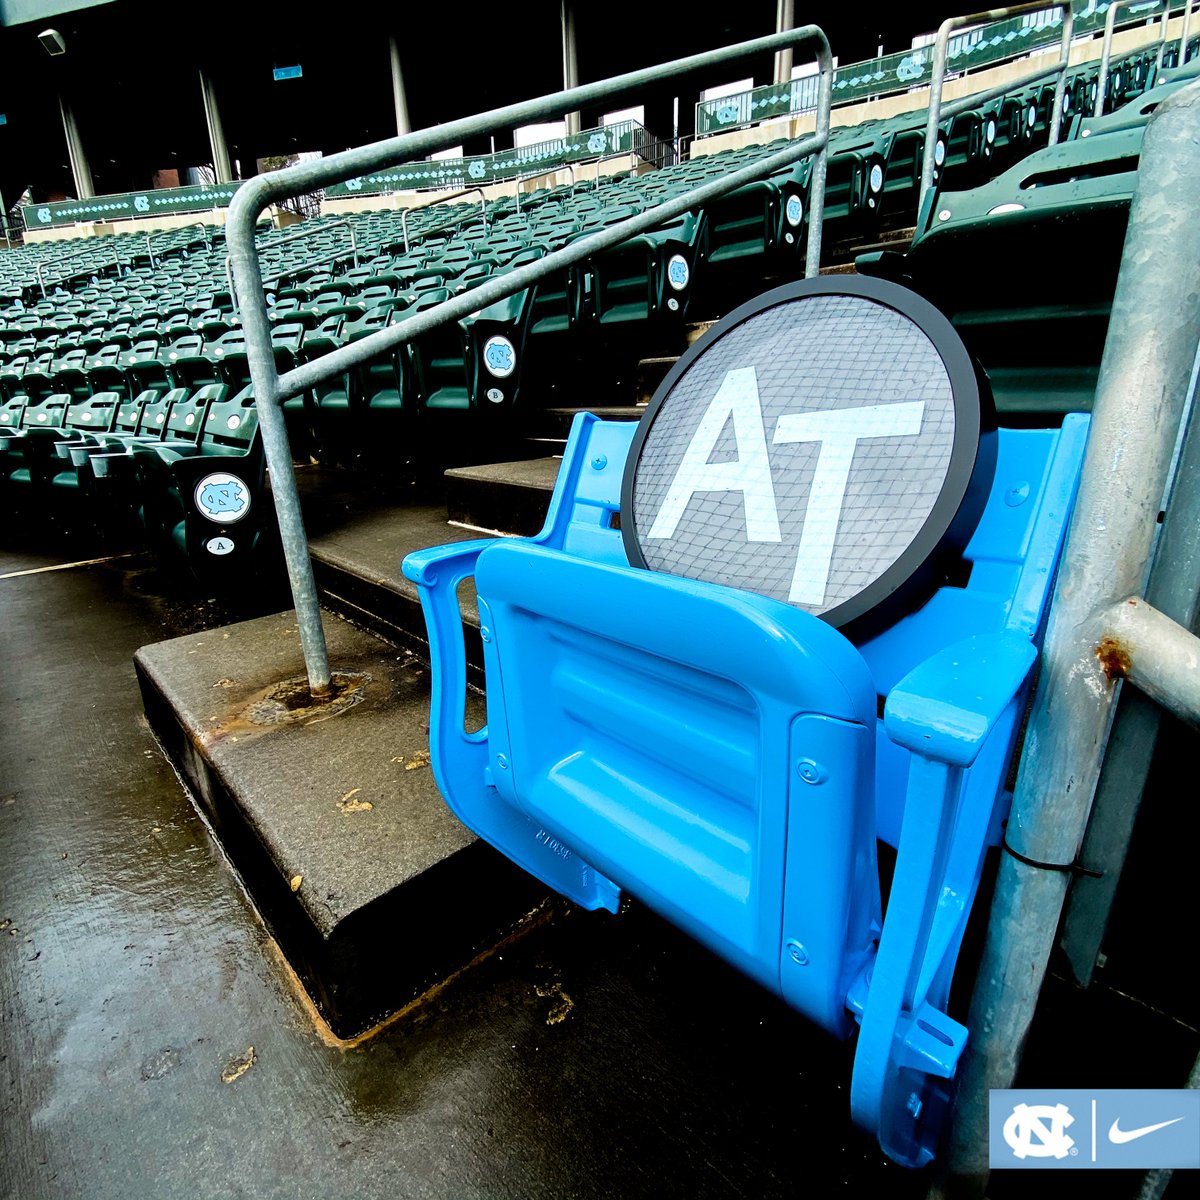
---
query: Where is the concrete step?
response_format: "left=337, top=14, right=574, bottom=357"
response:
left=444, top=456, right=562, bottom=537
left=523, top=404, right=645, bottom=450
left=136, top=609, right=547, bottom=1039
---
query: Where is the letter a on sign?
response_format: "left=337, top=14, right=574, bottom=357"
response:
left=647, top=366, right=782, bottom=543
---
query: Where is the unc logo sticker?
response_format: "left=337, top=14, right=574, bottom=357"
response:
left=1003, top=1103, right=1076, bottom=1160
left=194, top=472, right=251, bottom=525
left=483, top=336, right=515, bottom=378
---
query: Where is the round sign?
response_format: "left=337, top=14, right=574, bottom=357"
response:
left=667, top=255, right=689, bottom=291
left=194, top=472, right=251, bottom=525
left=206, top=536, right=236, bottom=556
left=785, top=194, right=804, bottom=227
left=620, top=277, right=996, bottom=636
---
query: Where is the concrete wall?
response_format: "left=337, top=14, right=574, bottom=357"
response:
left=319, top=154, right=642, bottom=219
left=21, top=205, right=301, bottom=244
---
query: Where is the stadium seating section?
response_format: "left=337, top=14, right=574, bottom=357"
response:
left=0, top=41, right=1185, bottom=589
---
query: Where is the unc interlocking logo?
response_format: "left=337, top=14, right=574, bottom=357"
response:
left=483, top=336, right=515, bottom=378
left=133, top=195, right=150, bottom=213
left=194, top=472, right=251, bottom=525
left=36, top=207, right=51, bottom=224
left=345, top=178, right=362, bottom=191
left=716, top=104, right=739, bottom=125
left=468, top=160, right=486, bottom=180
left=1003, top=1103, right=1076, bottom=1160
left=587, top=132, right=607, bottom=154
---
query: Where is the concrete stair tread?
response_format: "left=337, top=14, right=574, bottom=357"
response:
left=137, top=609, right=544, bottom=1037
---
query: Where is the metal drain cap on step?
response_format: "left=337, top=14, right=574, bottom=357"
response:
left=621, top=276, right=996, bottom=637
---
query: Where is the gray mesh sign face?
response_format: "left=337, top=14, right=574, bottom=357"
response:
left=623, top=282, right=988, bottom=629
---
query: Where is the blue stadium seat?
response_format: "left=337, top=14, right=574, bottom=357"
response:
left=403, top=280, right=1089, bottom=1166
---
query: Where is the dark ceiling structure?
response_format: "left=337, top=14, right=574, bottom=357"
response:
left=0, top=1, right=954, bottom=212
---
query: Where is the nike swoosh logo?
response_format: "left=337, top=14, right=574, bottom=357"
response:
left=1108, top=1117, right=1184, bottom=1144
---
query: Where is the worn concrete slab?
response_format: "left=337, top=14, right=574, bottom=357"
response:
left=135, top=608, right=545, bottom=1037
left=444, top=456, right=560, bottom=537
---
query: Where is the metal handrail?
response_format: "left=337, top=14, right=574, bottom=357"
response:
left=400, top=187, right=488, bottom=254
left=1095, top=0, right=1170, bottom=118
left=921, top=2, right=1074, bottom=210
left=1182, top=0, right=1196, bottom=67
left=35, top=242, right=122, bottom=299
left=943, top=77, right=1200, bottom=1187
left=145, top=221, right=213, bottom=267
left=266, top=216, right=359, bottom=270
left=227, top=24, right=834, bottom=698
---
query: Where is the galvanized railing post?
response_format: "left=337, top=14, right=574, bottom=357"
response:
left=1182, top=0, right=1196, bottom=66
left=941, top=79, right=1200, bottom=1191
left=921, top=3, right=1074, bottom=212
left=226, top=26, right=834, bottom=700
left=1096, top=0, right=1169, bottom=117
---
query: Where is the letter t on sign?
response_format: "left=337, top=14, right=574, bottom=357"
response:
left=774, top=402, right=925, bottom=606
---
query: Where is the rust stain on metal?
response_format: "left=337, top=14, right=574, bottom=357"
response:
left=196, top=671, right=372, bottom=750
left=1095, top=637, right=1132, bottom=682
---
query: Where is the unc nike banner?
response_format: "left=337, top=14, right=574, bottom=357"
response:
left=989, top=1090, right=1200, bottom=1170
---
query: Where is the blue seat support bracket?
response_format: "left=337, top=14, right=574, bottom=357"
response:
left=850, top=631, right=1037, bottom=1167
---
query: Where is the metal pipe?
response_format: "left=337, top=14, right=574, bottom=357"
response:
left=1100, top=598, right=1200, bottom=724
left=400, top=186, right=489, bottom=254
left=921, top=3, right=1073, bottom=211
left=225, top=255, right=239, bottom=321
left=1096, top=0, right=1169, bottom=118
left=1060, top=324, right=1200, bottom=987
left=276, top=129, right=828, bottom=406
left=226, top=23, right=834, bottom=700
left=1156, top=0, right=1170, bottom=72
left=35, top=242, right=112, bottom=296
left=942, top=78, right=1200, bottom=1189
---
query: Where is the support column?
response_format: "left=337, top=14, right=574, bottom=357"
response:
left=200, top=69, right=233, bottom=184
left=388, top=34, right=411, bottom=136
left=59, top=93, right=94, bottom=200
left=561, top=0, right=580, bottom=136
left=774, top=0, right=795, bottom=85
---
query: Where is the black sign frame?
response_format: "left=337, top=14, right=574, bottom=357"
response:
left=620, top=275, right=997, bottom=638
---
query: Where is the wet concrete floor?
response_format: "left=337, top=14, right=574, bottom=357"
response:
left=1, top=547, right=1193, bottom=1199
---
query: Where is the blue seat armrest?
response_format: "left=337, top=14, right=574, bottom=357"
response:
left=402, top=538, right=495, bottom=592
left=852, top=630, right=1038, bottom=1166
left=884, top=632, right=1038, bottom=768
left=400, top=538, right=496, bottom=797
